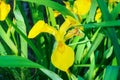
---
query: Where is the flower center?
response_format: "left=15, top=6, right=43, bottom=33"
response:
left=57, top=42, right=65, bottom=54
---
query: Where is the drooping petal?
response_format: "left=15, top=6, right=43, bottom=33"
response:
left=51, top=41, right=74, bottom=72
left=73, top=0, right=91, bottom=16
left=28, top=20, right=60, bottom=41
left=0, top=1, right=11, bottom=21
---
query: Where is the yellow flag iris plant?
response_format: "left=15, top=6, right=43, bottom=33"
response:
left=28, top=16, right=80, bottom=73
left=0, top=0, right=11, bottom=21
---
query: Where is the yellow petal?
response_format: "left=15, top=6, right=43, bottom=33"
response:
left=73, top=0, right=91, bottom=16
left=95, top=8, right=102, bottom=22
left=63, top=1, right=72, bottom=11
left=54, top=11, right=61, bottom=18
left=51, top=41, right=74, bottom=72
left=28, top=20, right=60, bottom=41
left=59, top=16, right=78, bottom=38
left=0, top=1, right=11, bottom=21
left=65, top=27, right=84, bottom=40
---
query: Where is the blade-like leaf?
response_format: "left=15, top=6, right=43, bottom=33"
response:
left=0, top=25, right=18, bottom=55
left=84, top=20, right=120, bottom=29
left=6, top=18, right=42, bottom=63
left=97, top=0, right=120, bottom=65
left=20, top=0, right=74, bottom=18
left=103, top=66, right=119, bottom=80
left=0, top=55, right=63, bottom=80
left=14, top=4, right=28, bottom=58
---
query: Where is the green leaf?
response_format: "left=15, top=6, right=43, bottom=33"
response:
left=20, top=0, right=74, bottom=18
left=86, top=0, right=98, bottom=22
left=0, top=25, right=18, bottom=55
left=75, top=43, right=86, bottom=64
left=14, top=4, right=28, bottom=58
left=103, top=66, right=119, bottom=80
left=97, top=0, right=120, bottom=65
left=82, top=33, right=104, bottom=64
left=111, top=2, right=120, bottom=19
left=112, top=58, right=117, bottom=66
left=6, top=18, right=43, bottom=63
left=103, top=46, right=113, bottom=59
left=0, top=55, right=62, bottom=80
left=84, top=20, right=120, bottom=29
left=78, top=76, right=84, bottom=80
left=0, top=42, right=7, bottom=55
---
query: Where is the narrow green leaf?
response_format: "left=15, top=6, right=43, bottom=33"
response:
left=14, top=4, right=28, bottom=58
left=6, top=18, right=42, bottom=63
left=0, top=42, right=7, bottom=55
left=47, top=7, right=57, bottom=27
left=111, top=2, right=120, bottom=19
left=91, top=28, right=101, bottom=41
left=86, top=0, right=98, bottom=22
left=82, top=33, right=104, bottom=64
left=112, top=58, right=117, bottom=66
left=78, top=76, right=84, bottom=80
left=84, top=20, right=120, bottom=29
left=70, top=36, right=82, bottom=50
left=20, top=0, right=74, bottom=18
left=97, top=0, right=120, bottom=65
left=40, top=68, right=63, bottom=80
left=103, top=66, right=119, bottom=80
left=75, top=43, right=86, bottom=64
left=89, top=53, right=95, bottom=80
left=0, top=55, right=63, bottom=80
left=0, top=25, right=18, bottom=55
left=103, top=46, right=113, bottom=59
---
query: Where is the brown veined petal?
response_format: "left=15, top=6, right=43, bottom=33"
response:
left=28, top=20, right=60, bottom=41
left=0, top=1, right=11, bottom=21
left=65, top=27, right=84, bottom=40
left=51, top=41, right=74, bottom=72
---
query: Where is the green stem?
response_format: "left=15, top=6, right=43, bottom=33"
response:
left=66, top=70, right=71, bottom=80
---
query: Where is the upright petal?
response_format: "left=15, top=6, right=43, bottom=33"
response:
left=51, top=41, right=74, bottom=72
left=73, top=0, right=91, bottom=16
left=0, top=1, right=11, bottom=21
left=28, top=20, right=60, bottom=41
left=59, top=16, right=78, bottom=38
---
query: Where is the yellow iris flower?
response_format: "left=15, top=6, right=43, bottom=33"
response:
left=28, top=16, right=79, bottom=72
left=0, top=0, right=11, bottom=21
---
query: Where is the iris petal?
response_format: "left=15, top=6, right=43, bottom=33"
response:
left=28, top=19, right=75, bottom=72
left=0, top=1, right=11, bottom=21
left=28, top=20, right=59, bottom=40
left=59, top=16, right=78, bottom=38
left=73, top=0, right=91, bottom=16
left=51, top=42, right=74, bottom=72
